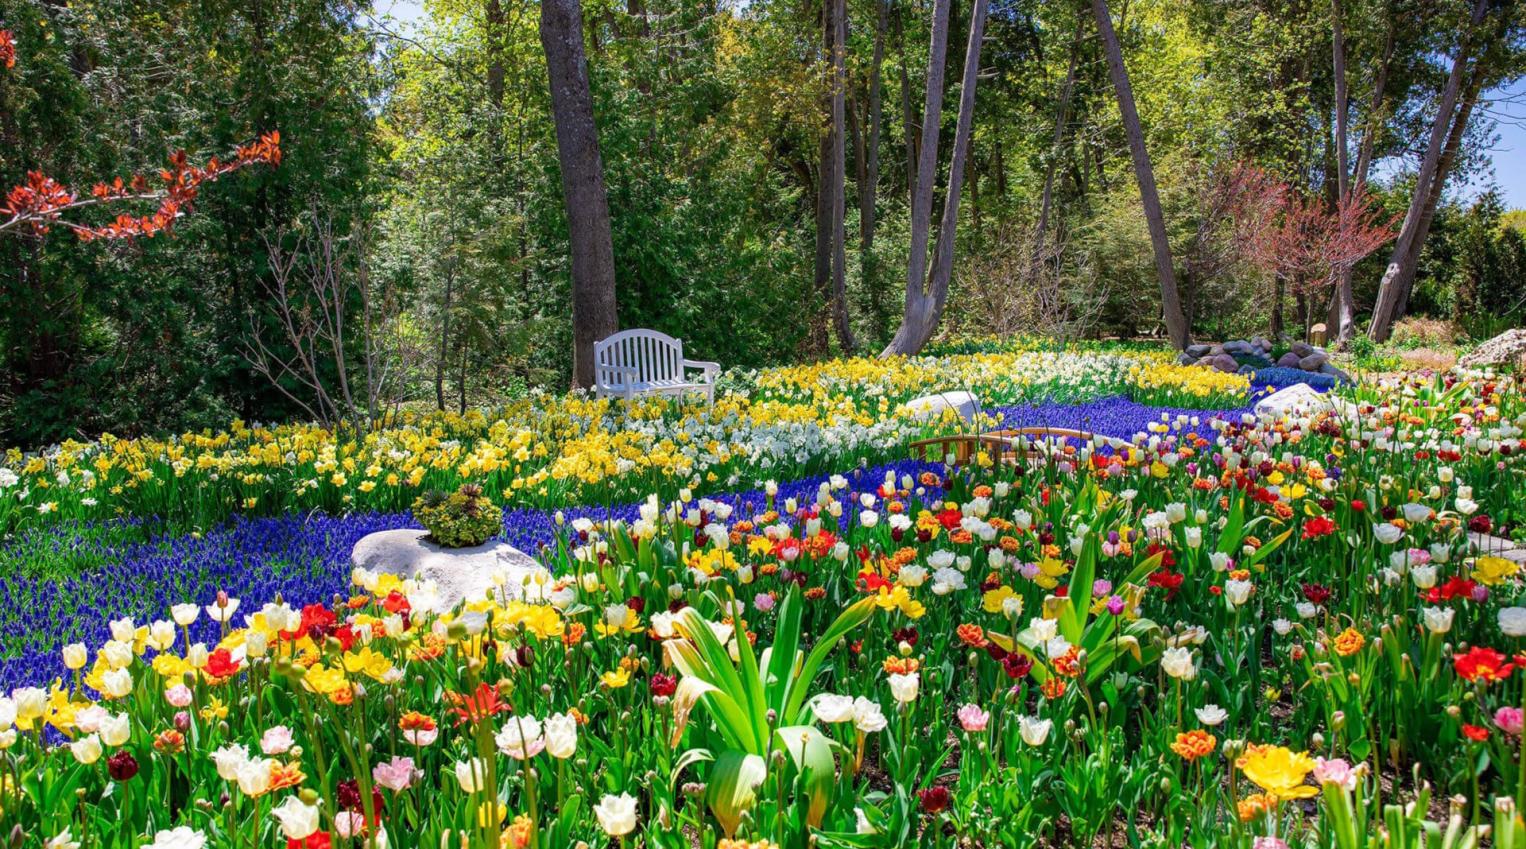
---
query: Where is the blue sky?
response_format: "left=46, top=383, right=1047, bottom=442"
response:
left=370, top=0, right=1525, bottom=211
left=1471, top=77, right=1526, bottom=209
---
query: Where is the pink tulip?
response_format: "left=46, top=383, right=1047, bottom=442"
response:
left=1495, top=707, right=1524, bottom=736
left=956, top=704, right=989, bottom=733
left=373, top=755, right=417, bottom=792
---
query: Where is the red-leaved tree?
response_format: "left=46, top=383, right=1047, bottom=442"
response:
left=0, top=29, right=280, bottom=242
left=1226, top=163, right=1396, bottom=340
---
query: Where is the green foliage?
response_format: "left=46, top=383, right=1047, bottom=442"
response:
left=4, top=0, right=1523, bottom=448
left=413, top=484, right=503, bottom=548
left=0, top=0, right=378, bottom=446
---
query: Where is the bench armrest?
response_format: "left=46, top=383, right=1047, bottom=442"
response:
left=683, top=359, right=720, bottom=380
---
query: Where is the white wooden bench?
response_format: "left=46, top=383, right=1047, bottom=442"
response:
left=593, top=329, right=720, bottom=406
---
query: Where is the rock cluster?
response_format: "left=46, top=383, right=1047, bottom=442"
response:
left=1179, top=337, right=1351, bottom=383
left=1458, top=329, right=1526, bottom=371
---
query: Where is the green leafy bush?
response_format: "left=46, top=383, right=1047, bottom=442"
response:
left=412, top=484, right=502, bottom=548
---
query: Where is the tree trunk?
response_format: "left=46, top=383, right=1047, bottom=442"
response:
left=896, top=1, right=918, bottom=203
left=881, top=0, right=989, bottom=355
left=435, top=269, right=453, bottom=411
left=1368, top=0, right=1489, bottom=342
left=1328, top=2, right=1394, bottom=343
left=1035, top=19, right=1084, bottom=251
left=540, top=0, right=620, bottom=387
left=830, top=0, right=857, bottom=351
left=1393, top=44, right=1492, bottom=321
left=1328, top=0, right=1356, bottom=343
left=810, top=0, right=834, bottom=355
left=1091, top=0, right=1191, bottom=349
left=861, top=0, right=887, bottom=255
left=881, top=0, right=951, bottom=355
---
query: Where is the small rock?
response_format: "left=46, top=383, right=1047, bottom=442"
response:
left=1178, top=352, right=1198, bottom=366
left=1290, top=341, right=1315, bottom=358
left=1276, top=352, right=1302, bottom=369
left=1211, top=354, right=1239, bottom=373
left=1299, top=353, right=1328, bottom=371
left=1185, top=344, right=1212, bottom=358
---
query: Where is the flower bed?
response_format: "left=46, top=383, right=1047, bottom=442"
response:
left=0, top=348, right=1249, bottom=533
left=3, top=368, right=1525, bottom=848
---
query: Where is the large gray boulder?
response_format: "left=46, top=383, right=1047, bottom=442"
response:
left=904, top=390, right=982, bottom=423
left=351, top=529, right=550, bottom=614
left=1459, top=329, right=1526, bottom=369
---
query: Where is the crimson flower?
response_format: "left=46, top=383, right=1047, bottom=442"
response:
left=918, top=786, right=951, bottom=814
left=649, top=673, right=678, bottom=699
left=1147, top=569, right=1184, bottom=600
left=107, top=750, right=139, bottom=781
left=1301, top=516, right=1336, bottom=540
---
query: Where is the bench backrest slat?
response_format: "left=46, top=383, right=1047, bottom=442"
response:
left=595, top=329, right=685, bottom=386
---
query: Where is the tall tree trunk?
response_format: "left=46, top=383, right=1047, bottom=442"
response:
left=1368, top=0, right=1489, bottom=342
left=541, top=0, right=620, bottom=388
left=881, top=0, right=950, bottom=355
left=435, top=267, right=453, bottom=411
left=830, top=0, right=857, bottom=351
left=1393, top=45, right=1492, bottom=321
left=896, top=0, right=918, bottom=202
left=1091, top=0, right=1191, bottom=349
left=811, top=0, right=834, bottom=355
left=1353, top=4, right=1395, bottom=192
left=881, top=0, right=989, bottom=355
left=1035, top=19, right=1083, bottom=251
left=861, top=0, right=887, bottom=254
left=1328, top=2, right=1394, bottom=342
left=1328, top=0, right=1356, bottom=343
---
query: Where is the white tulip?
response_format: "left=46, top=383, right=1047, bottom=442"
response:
left=70, top=733, right=102, bottom=765
left=1422, top=606, right=1455, bottom=635
left=593, top=792, right=639, bottom=837
left=1161, top=647, right=1197, bottom=681
left=544, top=712, right=578, bottom=760
left=1194, top=704, right=1227, bottom=726
left=1018, top=715, right=1052, bottom=746
left=270, top=796, right=321, bottom=840
left=887, top=672, right=919, bottom=704
left=170, top=603, right=200, bottom=627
